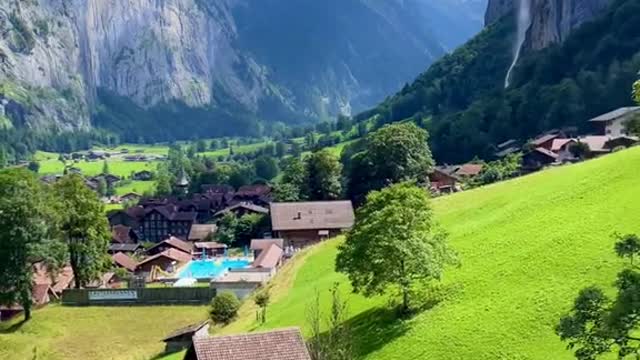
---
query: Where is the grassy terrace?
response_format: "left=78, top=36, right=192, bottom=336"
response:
left=218, top=147, right=640, bottom=359
left=0, top=305, right=206, bottom=360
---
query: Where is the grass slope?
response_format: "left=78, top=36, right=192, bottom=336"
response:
left=0, top=305, right=207, bottom=360
left=223, top=147, right=640, bottom=359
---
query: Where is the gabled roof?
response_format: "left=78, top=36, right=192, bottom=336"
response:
left=163, top=321, right=210, bottom=342
left=213, top=203, right=269, bottom=217
left=136, top=248, right=192, bottom=268
left=455, top=164, right=483, bottom=177
left=111, top=225, right=133, bottom=244
left=109, top=243, right=142, bottom=253
left=532, top=147, right=559, bottom=159
left=147, top=236, right=193, bottom=254
left=531, top=133, right=560, bottom=146
left=250, top=239, right=284, bottom=251
left=189, top=224, right=217, bottom=241
left=551, top=138, right=577, bottom=152
left=112, top=252, right=137, bottom=272
left=589, top=106, right=640, bottom=122
left=190, top=327, right=311, bottom=360
left=270, top=201, right=355, bottom=231
left=145, top=206, right=197, bottom=222
left=252, top=244, right=283, bottom=269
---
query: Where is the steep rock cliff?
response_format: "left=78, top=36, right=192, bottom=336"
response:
left=0, top=0, right=485, bottom=135
left=484, top=0, right=611, bottom=49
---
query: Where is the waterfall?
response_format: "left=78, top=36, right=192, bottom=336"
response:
left=505, top=0, right=532, bottom=88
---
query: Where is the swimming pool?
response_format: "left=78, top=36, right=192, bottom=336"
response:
left=178, top=258, right=251, bottom=279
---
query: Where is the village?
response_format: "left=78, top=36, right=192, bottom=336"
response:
left=1, top=105, right=639, bottom=360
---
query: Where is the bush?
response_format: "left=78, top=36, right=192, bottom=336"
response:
left=210, top=292, right=240, bottom=324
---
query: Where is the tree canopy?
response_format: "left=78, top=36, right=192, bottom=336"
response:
left=304, top=150, right=342, bottom=201
left=336, top=182, right=456, bottom=313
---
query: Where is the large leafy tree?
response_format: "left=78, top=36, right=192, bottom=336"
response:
left=345, top=123, right=434, bottom=205
left=254, top=155, right=279, bottom=181
left=336, top=182, right=456, bottom=313
left=556, top=233, right=640, bottom=359
left=304, top=149, right=342, bottom=201
left=53, top=174, right=110, bottom=288
left=0, top=169, right=65, bottom=320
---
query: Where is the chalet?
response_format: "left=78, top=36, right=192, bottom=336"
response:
left=111, top=224, right=139, bottom=244
left=530, top=132, right=561, bottom=150
left=121, top=192, right=142, bottom=203
left=250, top=239, right=284, bottom=259
left=132, top=170, right=153, bottom=181
left=185, top=327, right=311, bottom=360
left=429, top=167, right=460, bottom=193
left=522, top=147, right=558, bottom=171
left=140, top=206, right=197, bottom=242
left=163, top=321, right=210, bottom=353
left=551, top=138, right=578, bottom=162
left=108, top=206, right=146, bottom=228
left=578, top=135, right=639, bottom=156
left=135, top=248, right=192, bottom=274
left=108, top=243, right=142, bottom=254
left=213, top=202, right=269, bottom=219
left=188, top=224, right=217, bottom=242
left=454, top=164, right=484, bottom=178
left=111, top=252, right=138, bottom=272
left=232, top=184, right=272, bottom=206
left=589, top=107, right=640, bottom=136
left=194, top=242, right=227, bottom=257
left=146, top=236, right=194, bottom=256
left=270, top=201, right=355, bottom=248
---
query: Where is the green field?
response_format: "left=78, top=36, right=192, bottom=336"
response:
left=115, top=180, right=156, bottom=196
left=38, top=158, right=160, bottom=178
left=0, top=305, right=207, bottom=360
left=220, top=147, right=640, bottom=359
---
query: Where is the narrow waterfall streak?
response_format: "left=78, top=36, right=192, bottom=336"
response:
left=505, top=0, right=532, bottom=88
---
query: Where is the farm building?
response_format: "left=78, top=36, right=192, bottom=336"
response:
left=185, top=327, right=311, bottom=360
left=522, top=147, right=558, bottom=171
left=589, top=106, right=640, bottom=136
left=188, top=224, right=217, bottom=242
left=162, top=321, right=210, bottom=353
left=270, top=201, right=354, bottom=248
left=111, top=252, right=138, bottom=272
left=429, top=167, right=461, bottom=193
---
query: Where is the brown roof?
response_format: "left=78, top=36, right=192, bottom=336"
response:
left=253, top=244, right=283, bottom=269
left=190, top=327, right=311, bottom=360
left=147, top=236, right=194, bottom=254
left=112, top=252, right=137, bottom=272
left=551, top=138, right=577, bottom=152
left=189, top=224, right=217, bottom=241
left=163, top=321, right=210, bottom=342
left=455, top=164, right=483, bottom=177
left=136, top=248, right=192, bottom=268
left=111, top=225, right=133, bottom=244
left=250, top=239, right=284, bottom=251
left=32, top=263, right=75, bottom=294
left=589, top=106, right=640, bottom=122
left=531, top=133, right=560, bottom=146
left=577, top=136, right=612, bottom=153
left=32, top=283, right=51, bottom=305
left=533, top=147, right=559, bottom=159
left=270, top=201, right=354, bottom=231
left=214, top=203, right=269, bottom=217
left=194, top=242, right=228, bottom=250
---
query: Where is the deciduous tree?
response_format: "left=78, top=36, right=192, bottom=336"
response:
left=254, top=155, right=278, bottom=181
left=304, top=150, right=342, bottom=201
left=53, top=174, right=110, bottom=288
left=336, top=182, right=456, bottom=314
left=0, top=169, right=65, bottom=320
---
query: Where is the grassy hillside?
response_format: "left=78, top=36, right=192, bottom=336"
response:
left=0, top=305, right=207, bottom=360
left=222, top=148, right=640, bottom=359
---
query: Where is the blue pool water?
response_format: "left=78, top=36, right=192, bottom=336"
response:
left=179, top=259, right=250, bottom=279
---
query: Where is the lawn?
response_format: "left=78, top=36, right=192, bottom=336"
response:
left=0, top=305, right=207, bottom=360
left=199, top=141, right=271, bottom=158
left=115, top=180, right=156, bottom=196
left=220, top=147, right=640, bottom=359
left=39, top=159, right=160, bottom=177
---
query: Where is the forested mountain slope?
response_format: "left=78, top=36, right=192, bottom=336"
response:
left=357, top=0, right=639, bottom=163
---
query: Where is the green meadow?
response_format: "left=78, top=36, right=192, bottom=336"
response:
left=220, top=147, right=640, bottom=359
left=0, top=305, right=207, bottom=360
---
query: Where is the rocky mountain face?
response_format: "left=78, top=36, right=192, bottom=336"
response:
left=484, top=0, right=611, bottom=49
left=0, top=0, right=485, bottom=135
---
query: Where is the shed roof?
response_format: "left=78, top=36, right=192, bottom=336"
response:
left=112, top=252, right=137, bottom=272
left=589, top=107, right=640, bottom=122
left=253, top=244, right=283, bottom=269
left=190, top=327, right=311, bottom=360
left=250, top=239, right=284, bottom=251
left=163, top=321, right=210, bottom=342
left=270, top=201, right=354, bottom=231
left=455, top=164, right=483, bottom=177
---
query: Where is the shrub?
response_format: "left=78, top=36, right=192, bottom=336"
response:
left=210, top=292, right=240, bottom=324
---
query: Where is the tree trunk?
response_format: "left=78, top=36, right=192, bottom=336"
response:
left=402, top=287, right=409, bottom=314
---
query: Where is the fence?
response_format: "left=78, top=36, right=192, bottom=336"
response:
left=62, top=287, right=216, bottom=306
